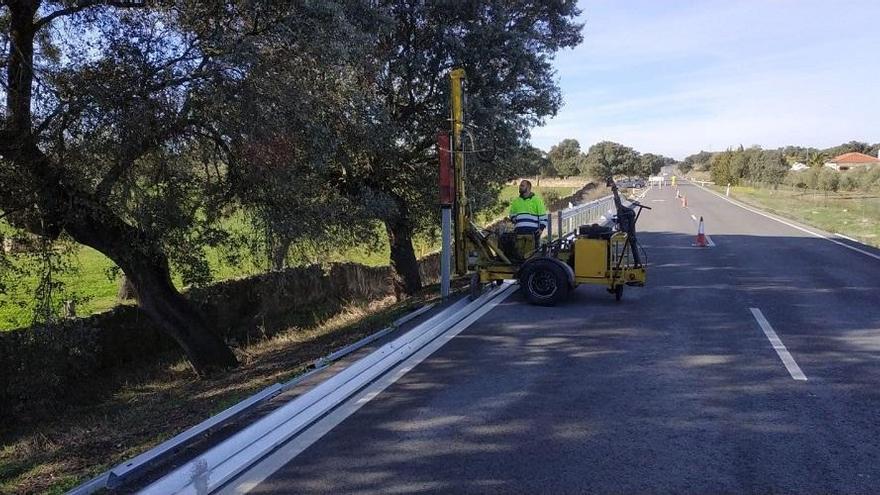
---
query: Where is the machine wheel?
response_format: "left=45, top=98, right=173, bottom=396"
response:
left=520, top=259, right=569, bottom=306
left=614, top=285, right=623, bottom=301
left=469, top=272, right=482, bottom=301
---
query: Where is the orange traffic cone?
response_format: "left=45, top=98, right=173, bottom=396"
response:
left=693, top=216, right=708, bottom=247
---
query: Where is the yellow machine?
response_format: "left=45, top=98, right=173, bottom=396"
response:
left=447, top=69, right=649, bottom=305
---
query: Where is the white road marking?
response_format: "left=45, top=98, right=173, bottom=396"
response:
left=218, top=285, right=517, bottom=494
left=690, top=214, right=697, bottom=221
left=749, top=308, right=807, bottom=381
left=688, top=180, right=880, bottom=262
left=834, top=232, right=860, bottom=243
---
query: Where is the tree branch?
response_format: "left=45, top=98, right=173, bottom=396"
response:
left=34, top=1, right=146, bottom=31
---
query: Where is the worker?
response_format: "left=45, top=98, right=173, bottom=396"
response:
left=509, top=179, right=548, bottom=234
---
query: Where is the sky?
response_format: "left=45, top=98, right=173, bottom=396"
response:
left=531, top=0, right=880, bottom=159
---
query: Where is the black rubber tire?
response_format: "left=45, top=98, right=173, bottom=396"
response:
left=469, top=272, right=482, bottom=301
left=614, top=284, right=623, bottom=301
left=520, top=259, right=569, bottom=306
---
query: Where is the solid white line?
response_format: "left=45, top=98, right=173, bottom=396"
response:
left=834, top=232, right=860, bottom=243
left=749, top=308, right=807, bottom=381
left=218, top=285, right=518, bottom=494
left=688, top=180, right=880, bottom=261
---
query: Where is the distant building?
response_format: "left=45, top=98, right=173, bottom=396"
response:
left=790, top=162, right=808, bottom=171
left=823, top=152, right=880, bottom=171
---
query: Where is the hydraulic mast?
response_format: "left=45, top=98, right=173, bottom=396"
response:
left=450, top=68, right=468, bottom=275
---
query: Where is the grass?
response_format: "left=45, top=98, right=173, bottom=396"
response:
left=0, top=287, right=447, bottom=495
left=497, top=184, right=577, bottom=203
left=0, top=184, right=583, bottom=331
left=712, top=185, right=880, bottom=247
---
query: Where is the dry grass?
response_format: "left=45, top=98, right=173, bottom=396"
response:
left=510, top=176, right=596, bottom=188
left=0, top=290, right=444, bottom=495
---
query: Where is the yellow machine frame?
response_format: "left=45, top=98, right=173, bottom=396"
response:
left=448, top=69, right=647, bottom=304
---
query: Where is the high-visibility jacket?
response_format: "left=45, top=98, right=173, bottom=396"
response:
left=509, top=193, right=548, bottom=232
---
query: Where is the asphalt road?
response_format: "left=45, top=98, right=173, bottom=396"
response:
left=229, top=181, right=880, bottom=494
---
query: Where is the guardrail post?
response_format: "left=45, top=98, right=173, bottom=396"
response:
left=557, top=210, right=563, bottom=240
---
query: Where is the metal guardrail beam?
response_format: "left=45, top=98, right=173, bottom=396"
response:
left=142, top=287, right=509, bottom=494
left=68, top=301, right=440, bottom=495
left=68, top=383, right=285, bottom=494
left=556, top=195, right=615, bottom=238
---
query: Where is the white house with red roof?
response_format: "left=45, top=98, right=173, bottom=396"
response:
left=823, top=151, right=880, bottom=171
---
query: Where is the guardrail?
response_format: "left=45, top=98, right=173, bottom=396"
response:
left=68, top=302, right=438, bottom=495
left=553, top=194, right=615, bottom=240
left=140, top=283, right=516, bottom=494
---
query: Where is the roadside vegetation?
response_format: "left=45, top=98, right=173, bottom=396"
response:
left=712, top=186, right=880, bottom=247
left=681, top=141, right=880, bottom=247
left=0, top=183, right=580, bottom=332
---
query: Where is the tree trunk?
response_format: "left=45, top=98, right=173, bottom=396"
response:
left=62, top=196, right=238, bottom=376
left=385, top=217, right=422, bottom=298
left=271, top=237, right=292, bottom=271
left=117, top=275, right=137, bottom=302
left=124, top=254, right=239, bottom=375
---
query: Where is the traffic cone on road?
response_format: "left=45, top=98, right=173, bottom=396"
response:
left=693, top=216, right=708, bottom=247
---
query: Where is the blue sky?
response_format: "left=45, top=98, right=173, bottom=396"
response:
left=531, top=0, right=880, bottom=159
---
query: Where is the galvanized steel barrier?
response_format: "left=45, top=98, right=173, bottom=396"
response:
left=554, top=194, right=615, bottom=240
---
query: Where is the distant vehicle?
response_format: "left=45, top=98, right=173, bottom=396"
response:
left=615, top=177, right=645, bottom=189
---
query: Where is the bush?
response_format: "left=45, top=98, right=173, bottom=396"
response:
left=818, top=168, right=840, bottom=194
left=840, top=174, right=860, bottom=192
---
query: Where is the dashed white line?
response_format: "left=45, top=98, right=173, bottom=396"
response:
left=749, top=308, right=807, bottom=381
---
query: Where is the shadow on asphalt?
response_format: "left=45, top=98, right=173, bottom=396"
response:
left=248, top=230, right=880, bottom=494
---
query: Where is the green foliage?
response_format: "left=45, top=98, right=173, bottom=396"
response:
left=710, top=150, right=736, bottom=185
left=711, top=147, right=794, bottom=187
left=547, top=139, right=585, bottom=177
left=824, top=140, right=873, bottom=158
left=683, top=151, right=714, bottom=172
left=640, top=153, right=671, bottom=177
left=501, top=145, right=553, bottom=180
left=343, top=0, right=585, bottom=229
left=818, top=167, right=841, bottom=194
left=578, top=141, right=676, bottom=180
left=584, top=141, right=641, bottom=179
